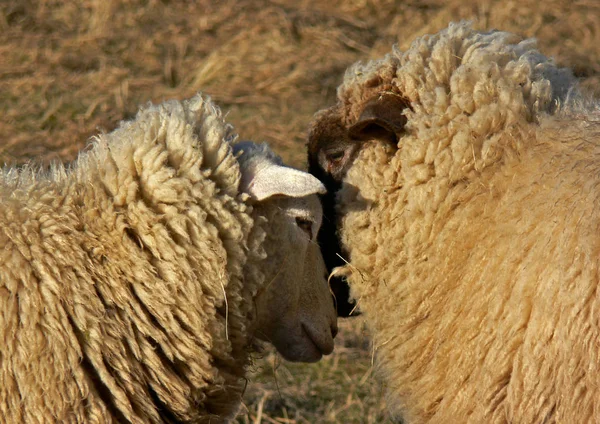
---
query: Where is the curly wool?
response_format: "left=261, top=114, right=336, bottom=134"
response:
left=0, top=95, right=267, bottom=423
left=331, top=23, right=600, bottom=422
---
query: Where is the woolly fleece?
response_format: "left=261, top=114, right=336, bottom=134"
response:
left=312, top=23, right=600, bottom=423
left=0, top=95, right=272, bottom=423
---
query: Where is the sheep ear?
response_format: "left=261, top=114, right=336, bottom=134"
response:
left=241, top=164, right=326, bottom=202
left=348, top=93, right=409, bottom=145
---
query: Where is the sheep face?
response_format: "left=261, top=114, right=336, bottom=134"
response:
left=253, top=194, right=338, bottom=362
left=234, top=141, right=338, bottom=362
left=307, top=93, right=409, bottom=317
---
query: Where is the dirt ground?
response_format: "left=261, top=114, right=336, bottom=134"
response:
left=2, top=0, right=599, bottom=422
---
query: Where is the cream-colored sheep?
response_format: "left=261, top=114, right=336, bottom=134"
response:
left=308, top=22, right=600, bottom=423
left=0, top=94, right=337, bottom=423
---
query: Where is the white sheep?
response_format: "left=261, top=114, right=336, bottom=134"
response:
left=308, top=22, right=600, bottom=423
left=0, top=94, right=337, bottom=423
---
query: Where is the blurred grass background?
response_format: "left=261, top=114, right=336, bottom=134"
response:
left=1, top=1, right=598, bottom=422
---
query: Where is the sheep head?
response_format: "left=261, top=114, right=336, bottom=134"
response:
left=234, top=141, right=338, bottom=363
left=307, top=92, right=409, bottom=317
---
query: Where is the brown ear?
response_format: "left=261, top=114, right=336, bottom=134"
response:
left=348, top=93, right=409, bottom=144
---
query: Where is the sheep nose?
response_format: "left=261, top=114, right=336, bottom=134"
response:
left=331, top=324, right=339, bottom=339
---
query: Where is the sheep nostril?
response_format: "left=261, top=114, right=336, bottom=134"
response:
left=331, top=325, right=339, bottom=339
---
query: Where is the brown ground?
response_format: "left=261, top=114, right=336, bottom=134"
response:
left=2, top=1, right=598, bottom=422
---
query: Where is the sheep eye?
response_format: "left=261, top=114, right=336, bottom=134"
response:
left=295, top=217, right=313, bottom=239
left=325, top=150, right=345, bottom=166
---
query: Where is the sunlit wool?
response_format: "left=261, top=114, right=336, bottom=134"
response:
left=308, top=22, right=600, bottom=423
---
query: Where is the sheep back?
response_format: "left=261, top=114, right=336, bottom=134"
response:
left=0, top=95, right=266, bottom=423
left=330, top=23, right=600, bottom=422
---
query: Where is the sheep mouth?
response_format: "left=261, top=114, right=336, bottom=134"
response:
left=271, top=323, right=335, bottom=363
left=301, top=323, right=334, bottom=356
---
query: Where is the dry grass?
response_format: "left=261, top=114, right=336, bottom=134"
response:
left=2, top=0, right=599, bottom=422
left=237, top=318, right=389, bottom=424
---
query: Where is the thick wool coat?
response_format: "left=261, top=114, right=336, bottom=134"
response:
left=0, top=95, right=267, bottom=423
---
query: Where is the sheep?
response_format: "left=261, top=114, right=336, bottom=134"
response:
left=0, top=93, right=337, bottom=424
left=307, top=21, right=600, bottom=423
